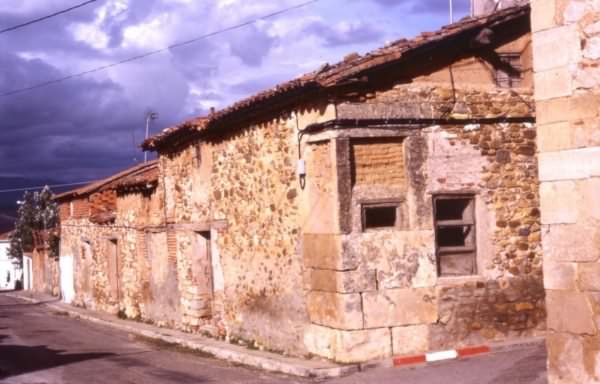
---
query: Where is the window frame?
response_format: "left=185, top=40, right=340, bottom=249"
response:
left=433, top=194, right=477, bottom=277
left=496, top=53, right=523, bottom=89
left=360, top=200, right=403, bottom=232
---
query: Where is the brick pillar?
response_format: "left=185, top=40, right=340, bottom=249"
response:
left=531, top=1, right=600, bottom=382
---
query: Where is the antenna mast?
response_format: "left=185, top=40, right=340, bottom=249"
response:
left=144, top=111, right=158, bottom=163
left=449, top=0, right=453, bottom=23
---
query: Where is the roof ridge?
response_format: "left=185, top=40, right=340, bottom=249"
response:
left=54, top=160, right=159, bottom=201
left=143, top=3, right=530, bottom=150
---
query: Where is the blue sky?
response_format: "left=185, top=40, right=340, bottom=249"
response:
left=0, top=0, right=470, bottom=182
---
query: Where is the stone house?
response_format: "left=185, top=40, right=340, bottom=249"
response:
left=0, top=231, right=21, bottom=290
left=55, top=161, right=164, bottom=316
left=139, top=4, right=543, bottom=362
left=57, top=4, right=545, bottom=363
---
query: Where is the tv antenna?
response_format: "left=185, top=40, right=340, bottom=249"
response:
left=144, top=111, right=158, bottom=162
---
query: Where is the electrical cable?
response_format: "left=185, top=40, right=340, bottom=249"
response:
left=0, top=0, right=321, bottom=98
left=0, top=1, right=98, bottom=35
left=0, top=181, right=99, bottom=194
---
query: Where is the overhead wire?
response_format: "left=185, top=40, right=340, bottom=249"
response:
left=0, top=181, right=99, bottom=194
left=0, top=0, right=98, bottom=35
left=0, top=0, right=323, bottom=192
left=0, top=0, right=321, bottom=98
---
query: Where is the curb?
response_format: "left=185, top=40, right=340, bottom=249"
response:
left=4, top=293, right=358, bottom=379
left=393, top=346, right=491, bottom=367
left=392, top=338, right=545, bottom=368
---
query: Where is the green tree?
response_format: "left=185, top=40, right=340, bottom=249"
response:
left=8, top=186, right=59, bottom=262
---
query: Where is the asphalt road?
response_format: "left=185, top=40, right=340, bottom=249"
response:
left=0, top=294, right=547, bottom=383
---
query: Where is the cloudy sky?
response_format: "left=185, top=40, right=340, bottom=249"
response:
left=0, top=0, right=469, bottom=185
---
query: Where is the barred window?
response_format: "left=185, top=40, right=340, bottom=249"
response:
left=496, top=53, right=522, bottom=88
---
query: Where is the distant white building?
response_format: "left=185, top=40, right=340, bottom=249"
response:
left=0, top=232, right=21, bottom=290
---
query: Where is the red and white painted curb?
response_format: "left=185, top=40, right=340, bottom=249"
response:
left=393, top=345, right=491, bottom=367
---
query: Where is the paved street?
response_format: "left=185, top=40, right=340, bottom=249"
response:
left=0, top=293, right=547, bottom=384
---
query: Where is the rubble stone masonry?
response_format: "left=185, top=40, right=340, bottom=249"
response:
left=303, top=85, right=544, bottom=362
left=57, top=11, right=547, bottom=363
left=531, top=1, right=600, bottom=382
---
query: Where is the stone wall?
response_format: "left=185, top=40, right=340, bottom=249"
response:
left=207, top=105, right=335, bottom=354
left=58, top=187, right=171, bottom=320
left=304, top=85, right=544, bottom=363
left=55, top=12, right=545, bottom=363
left=531, top=1, right=600, bottom=382
left=157, top=144, right=216, bottom=332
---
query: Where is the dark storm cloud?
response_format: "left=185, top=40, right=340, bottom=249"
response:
left=0, top=50, right=178, bottom=181
left=0, top=0, right=452, bottom=187
left=0, top=1, right=194, bottom=182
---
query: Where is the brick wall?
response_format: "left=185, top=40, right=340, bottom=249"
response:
left=89, top=190, right=117, bottom=216
left=58, top=203, right=70, bottom=222
left=71, top=198, right=90, bottom=219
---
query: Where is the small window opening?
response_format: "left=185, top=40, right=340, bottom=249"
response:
left=363, top=204, right=397, bottom=230
left=434, top=195, right=476, bottom=276
left=496, top=53, right=522, bottom=88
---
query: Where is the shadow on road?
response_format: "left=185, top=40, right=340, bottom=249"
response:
left=0, top=295, right=60, bottom=307
left=0, top=344, right=114, bottom=379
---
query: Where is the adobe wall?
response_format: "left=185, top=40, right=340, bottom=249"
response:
left=531, top=1, right=600, bottom=382
left=413, top=32, right=533, bottom=90
left=31, top=247, right=59, bottom=296
left=303, top=85, right=544, bottom=362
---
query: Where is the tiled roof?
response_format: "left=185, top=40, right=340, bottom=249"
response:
left=115, top=164, right=160, bottom=190
left=0, top=231, right=13, bottom=241
left=143, top=4, right=530, bottom=150
left=54, top=161, right=159, bottom=202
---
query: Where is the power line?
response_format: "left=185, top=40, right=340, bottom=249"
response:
left=0, top=1, right=98, bottom=35
left=0, top=0, right=321, bottom=98
left=0, top=181, right=98, bottom=194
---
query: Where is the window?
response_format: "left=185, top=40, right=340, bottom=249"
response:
left=362, top=202, right=400, bottom=231
left=496, top=53, right=522, bottom=88
left=433, top=195, right=476, bottom=276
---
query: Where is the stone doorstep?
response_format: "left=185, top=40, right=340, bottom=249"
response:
left=3, top=292, right=358, bottom=379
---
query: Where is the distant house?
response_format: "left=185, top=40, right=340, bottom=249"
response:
left=0, top=232, right=21, bottom=290
left=58, top=4, right=543, bottom=363
left=55, top=161, right=160, bottom=309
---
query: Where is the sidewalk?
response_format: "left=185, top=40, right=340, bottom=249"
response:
left=3, top=290, right=358, bottom=379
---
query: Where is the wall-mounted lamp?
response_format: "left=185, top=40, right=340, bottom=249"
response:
left=297, top=159, right=306, bottom=189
